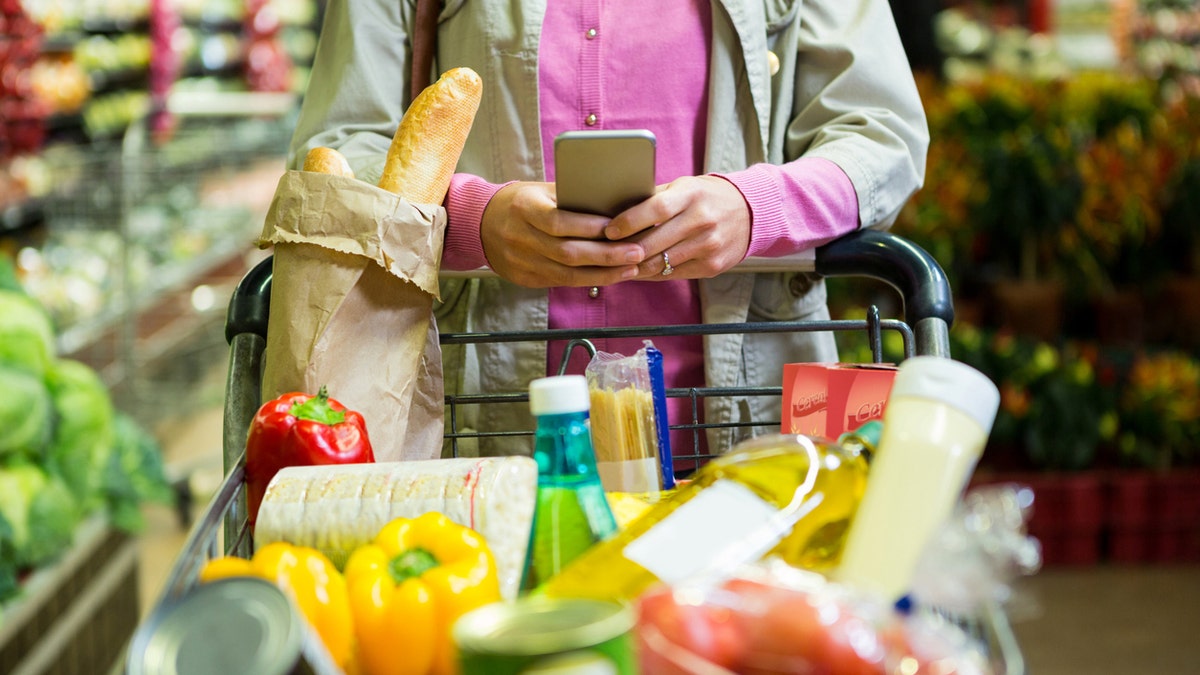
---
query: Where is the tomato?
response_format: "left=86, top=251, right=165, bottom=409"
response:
left=725, top=578, right=886, bottom=675
left=636, top=585, right=748, bottom=671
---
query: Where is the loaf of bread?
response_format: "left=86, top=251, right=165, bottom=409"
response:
left=302, top=146, right=355, bottom=178
left=254, top=457, right=537, bottom=600
left=378, top=67, right=483, bottom=203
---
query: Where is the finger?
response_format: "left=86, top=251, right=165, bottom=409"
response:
left=506, top=259, right=641, bottom=289
left=542, top=208, right=615, bottom=240
left=544, top=236, right=646, bottom=270
left=504, top=182, right=612, bottom=240
left=628, top=248, right=682, bottom=280
left=602, top=185, right=674, bottom=240
left=553, top=264, right=641, bottom=288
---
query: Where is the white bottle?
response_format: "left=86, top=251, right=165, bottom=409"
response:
left=834, top=356, right=1000, bottom=604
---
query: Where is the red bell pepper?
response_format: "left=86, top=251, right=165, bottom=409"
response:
left=245, top=386, right=374, bottom=528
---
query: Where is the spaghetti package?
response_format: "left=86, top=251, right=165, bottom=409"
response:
left=586, top=341, right=673, bottom=492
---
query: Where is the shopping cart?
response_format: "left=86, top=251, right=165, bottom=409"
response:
left=135, top=229, right=1025, bottom=675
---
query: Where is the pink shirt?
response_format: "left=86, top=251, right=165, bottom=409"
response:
left=442, top=1, right=859, bottom=454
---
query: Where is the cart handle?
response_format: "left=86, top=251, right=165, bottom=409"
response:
left=814, top=229, right=954, bottom=329
left=225, top=253, right=274, bottom=344
left=226, top=229, right=953, bottom=343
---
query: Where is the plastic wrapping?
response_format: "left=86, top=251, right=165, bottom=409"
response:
left=586, top=341, right=671, bottom=492
left=909, top=483, right=1043, bottom=616
left=252, top=457, right=537, bottom=600
left=635, top=560, right=993, bottom=675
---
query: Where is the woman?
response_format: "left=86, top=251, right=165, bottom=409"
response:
left=288, top=0, right=929, bottom=458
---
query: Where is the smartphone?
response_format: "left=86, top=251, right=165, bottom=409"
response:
left=554, top=129, right=656, bottom=217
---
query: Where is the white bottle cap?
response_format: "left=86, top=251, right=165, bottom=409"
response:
left=891, top=356, right=1000, bottom=434
left=529, top=375, right=591, bottom=416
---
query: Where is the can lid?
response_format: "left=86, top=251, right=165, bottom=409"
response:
left=453, top=597, right=633, bottom=656
left=529, top=375, right=590, bottom=416
left=127, top=576, right=304, bottom=675
left=891, top=356, right=1000, bottom=434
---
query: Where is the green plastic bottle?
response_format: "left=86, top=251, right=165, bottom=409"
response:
left=520, top=375, right=618, bottom=592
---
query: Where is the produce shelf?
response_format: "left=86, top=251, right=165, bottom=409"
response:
left=0, top=518, right=140, bottom=675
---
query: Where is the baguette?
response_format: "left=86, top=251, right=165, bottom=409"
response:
left=378, top=66, right=483, bottom=203
left=302, top=146, right=355, bottom=178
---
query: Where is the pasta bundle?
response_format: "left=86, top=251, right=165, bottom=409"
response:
left=586, top=342, right=669, bottom=493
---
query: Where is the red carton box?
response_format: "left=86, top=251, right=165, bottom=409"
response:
left=782, top=363, right=898, bottom=439
left=781, top=363, right=831, bottom=438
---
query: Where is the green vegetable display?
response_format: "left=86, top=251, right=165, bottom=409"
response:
left=0, top=463, right=81, bottom=568
left=0, top=290, right=56, bottom=380
left=0, top=276, right=175, bottom=614
left=0, top=367, right=53, bottom=460
left=0, top=513, right=18, bottom=605
left=104, top=413, right=176, bottom=532
left=45, top=358, right=116, bottom=513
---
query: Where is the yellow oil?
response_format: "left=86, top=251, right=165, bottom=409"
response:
left=535, top=434, right=868, bottom=603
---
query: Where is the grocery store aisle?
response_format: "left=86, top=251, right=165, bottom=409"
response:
left=135, top=394, right=1200, bottom=675
left=136, top=378, right=228, bottom=614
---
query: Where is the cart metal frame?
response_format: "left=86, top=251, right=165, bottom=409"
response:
left=142, top=229, right=1024, bottom=675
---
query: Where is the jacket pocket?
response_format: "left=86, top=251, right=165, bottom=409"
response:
left=747, top=271, right=826, bottom=321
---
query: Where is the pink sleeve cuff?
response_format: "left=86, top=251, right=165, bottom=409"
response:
left=442, top=173, right=505, bottom=271
left=716, top=157, right=860, bottom=259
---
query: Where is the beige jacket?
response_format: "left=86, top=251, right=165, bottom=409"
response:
left=289, top=0, right=929, bottom=455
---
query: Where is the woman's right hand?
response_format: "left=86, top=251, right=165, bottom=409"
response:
left=480, top=182, right=646, bottom=288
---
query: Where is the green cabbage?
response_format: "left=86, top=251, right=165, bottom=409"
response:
left=0, top=511, right=17, bottom=604
left=0, top=290, right=56, bottom=379
left=0, top=366, right=53, bottom=460
left=0, top=463, right=80, bottom=567
left=104, top=412, right=176, bottom=533
left=45, top=359, right=115, bottom=513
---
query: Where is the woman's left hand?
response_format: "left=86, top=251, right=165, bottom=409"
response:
left=602, top=175, right=751, bottom=280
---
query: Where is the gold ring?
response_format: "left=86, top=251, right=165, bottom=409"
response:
left=661, top=252, right=674, bottom=276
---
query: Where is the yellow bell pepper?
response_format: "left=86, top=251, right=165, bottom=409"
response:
left=199, top=542, right=356, bottom=674
left=344, top=512, right=502, bottom=675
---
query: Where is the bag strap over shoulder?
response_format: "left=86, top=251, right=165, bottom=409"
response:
left=411, top=0, right=439, bottom=100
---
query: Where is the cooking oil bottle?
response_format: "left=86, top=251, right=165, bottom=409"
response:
left=534, top=432, right=869, bottom=603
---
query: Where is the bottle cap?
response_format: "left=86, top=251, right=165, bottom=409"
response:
left=891, top=356, right=1000, bottom=434
left=529, top=375, right=590, bottom=416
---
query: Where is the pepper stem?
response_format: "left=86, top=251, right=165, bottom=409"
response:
left=389, top=549, right=440, bottom=584
left=289, top=385, right=347, bottom=426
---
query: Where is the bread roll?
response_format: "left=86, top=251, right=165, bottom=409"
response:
left=378, top=67, right=483, bottom=203
left=302, top=147, right=355, bottom=178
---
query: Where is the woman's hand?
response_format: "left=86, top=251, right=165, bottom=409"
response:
left=480, top=182, right=646, bottom=288
left=602, top=175, right=751, bottom=279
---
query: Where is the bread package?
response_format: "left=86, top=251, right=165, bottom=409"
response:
left=254, top=457, right=536, bottom=600
left=259, top=67, right=483, bottom=462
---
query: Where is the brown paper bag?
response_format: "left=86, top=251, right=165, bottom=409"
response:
left=258, top=170, right=446, bottom=462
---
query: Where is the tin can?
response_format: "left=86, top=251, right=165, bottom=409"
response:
left=453, top=597, right=637, bottom=675
left=126, top=576, right=316, bottom=675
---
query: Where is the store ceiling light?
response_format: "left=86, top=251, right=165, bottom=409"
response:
left=191, top=284, right=215, bottom=312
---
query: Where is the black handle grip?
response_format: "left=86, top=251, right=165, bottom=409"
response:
left=225, top=255, right=273, bottom=344
left=814, top=229, right=955, bottom=328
